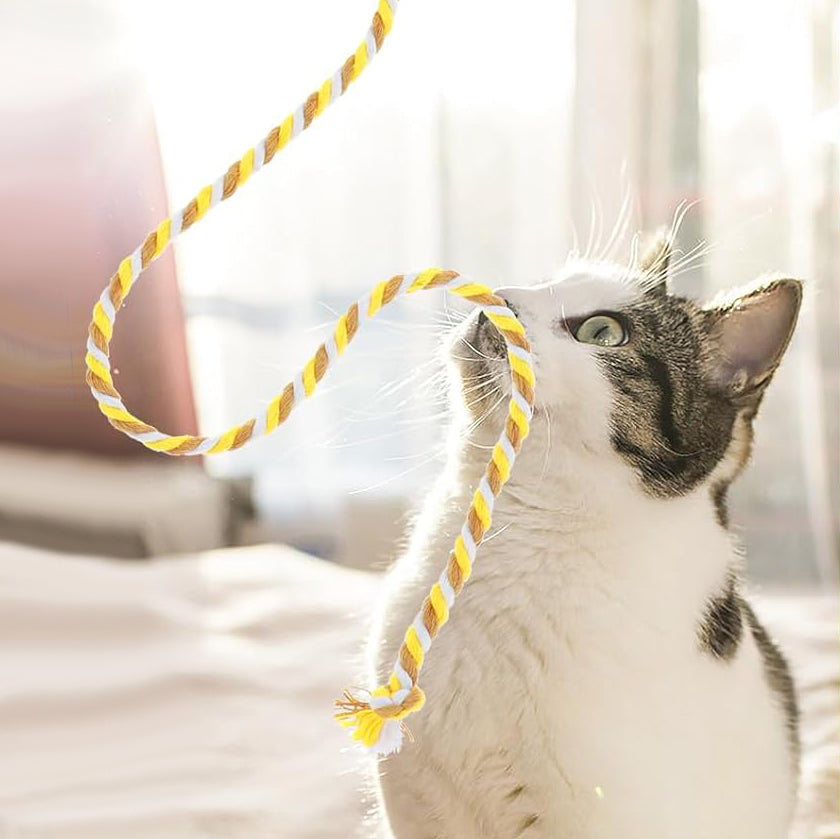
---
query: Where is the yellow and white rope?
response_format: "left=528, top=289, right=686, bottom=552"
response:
left=333, top=272, right=535, bottom=754
left=85, top=0, right=398, bottom=454
left=83, top=0, right=537, bottom=755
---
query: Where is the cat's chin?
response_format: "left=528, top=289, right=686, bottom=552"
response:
left=451, top=311, right=507, bottom=369
left=450, top=320, right=508, bottom=418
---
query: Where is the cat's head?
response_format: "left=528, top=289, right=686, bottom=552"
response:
left=452, top=234, right=802, bottom=518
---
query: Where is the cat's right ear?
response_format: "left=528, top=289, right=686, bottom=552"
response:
left=637, top=229, right=672, bottom=297
left=702, top=278, right=803, bottom=407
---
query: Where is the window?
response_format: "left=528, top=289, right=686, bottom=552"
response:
left=128, top=0, right=836, bottom=583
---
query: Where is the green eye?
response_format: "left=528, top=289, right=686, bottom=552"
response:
left=574, top=314, right=628, bottom=347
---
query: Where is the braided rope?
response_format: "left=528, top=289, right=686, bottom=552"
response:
left=85, top=0, right=399, bottom=454
left=83, top=0, right=537, bottom=755
left=333, top=271, right=535, bottom=754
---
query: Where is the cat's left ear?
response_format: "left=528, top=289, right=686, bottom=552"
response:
left=637, top=229, right=672, bottom=297
left=703, top=278, right=803, bottom=404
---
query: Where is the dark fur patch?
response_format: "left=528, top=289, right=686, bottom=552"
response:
left=639, top=353, right=681, bottom=451
left=711, top=482, right=729, bottom=528
left=698, top=576, right=743, bottom=661
left=742, top=601, right=800, bottom=760
left=516, top=814, right=541, bottom=834
left=506, top=784, right=526, bottom=801
left=595, top=280, right=801, bottom=500
left=598, top=295, right=738, bottom=497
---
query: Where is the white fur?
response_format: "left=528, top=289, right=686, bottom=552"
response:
left=367, top=266, right=795, bottom=839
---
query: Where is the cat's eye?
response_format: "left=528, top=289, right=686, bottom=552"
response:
left=573, top=314, right=628, bottom=347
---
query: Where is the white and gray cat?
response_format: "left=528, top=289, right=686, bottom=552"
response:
left=366, top=235, right=801, bottom=839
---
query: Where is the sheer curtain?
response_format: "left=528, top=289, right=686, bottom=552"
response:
left=127, top=0, right=575, bottom=532
left=573, top=0, right=838, bottom=586
left=700, top=0, right=839, bottom=586
left=129, top=0, right=836, bottom=584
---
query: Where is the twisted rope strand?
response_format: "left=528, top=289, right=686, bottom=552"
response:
left=95, top=263, right=537, bottom=753
left=332, top=274, right=535, bottom=755
left=84, top=0, right=538, bottom=755
left=85, top=0, right=399, bottom=454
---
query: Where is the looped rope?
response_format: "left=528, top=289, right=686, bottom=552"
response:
left=83, top=0, right=537, bottom=755
left=85, top=0, right=399, bottom=454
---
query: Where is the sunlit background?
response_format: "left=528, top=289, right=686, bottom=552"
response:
left=0, top=0, right=837, bottom=835
left=3, top=0, right=834, bottom=582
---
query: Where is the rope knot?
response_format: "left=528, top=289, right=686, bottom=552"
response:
left=372, top=684, right=426, bottom=719
left=334, top=684, right=425, bottom=754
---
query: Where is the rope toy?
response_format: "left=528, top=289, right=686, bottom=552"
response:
left=84, top=0, right=536, bottom=754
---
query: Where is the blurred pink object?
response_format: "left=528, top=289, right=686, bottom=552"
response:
left=0, top=13, right=196, bottom=457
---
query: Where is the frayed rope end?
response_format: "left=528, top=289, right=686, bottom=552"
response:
left=334, top=685, right=425, bottom=756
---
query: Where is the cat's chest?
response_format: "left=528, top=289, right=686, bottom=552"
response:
left=422, top=534, right=701, bottom=708
left=454, top=519, right=708, bottom=653
left=386, top=539, right=792, bottom=839
left=407, top=524, right=707, bottom=764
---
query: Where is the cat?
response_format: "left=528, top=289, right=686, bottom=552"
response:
left=366, top=234, right=801, bottom=839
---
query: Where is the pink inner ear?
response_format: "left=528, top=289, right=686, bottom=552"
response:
left=713, top=282, right=801, bottom=389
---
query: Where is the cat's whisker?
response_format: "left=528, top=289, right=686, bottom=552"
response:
left=559, top=301, right=572, bottom=335
left=656, top=440, right=706, bottom=459
left=568, top=215, right=581, bottom=263
left=324, top=423, right=427, bottom=447
left=628, top=232, right=641, bottom=276
left=459, top=368, right=498, bottom=381
left=478, top=521, right=512, bottom=544
left=347, top=448, right=444, bottom=496
left=599, top=180, right=635, bottom=263
left=582, top=193, right=600, bottom=263
left=464, top=387, right=503, bottom=416
left=374, top=361, right=442, bottom=403
left=667, top=198, right=700, bottom=246
left=668, top=237, right=712, bottom=273
left=382, top=444, right=447, bottom=464
left=450, top=354, right=503, bottom=365
left=461, top=378, right=503, bottom=398
left=464, top=388, right=507, bottom=437
left=458, top=374, right=499, bottom=391
left=539, top=403, right=553, bottom=483
left=455, top=337, right=504, bottom=363
left=590, top=188, right=605, bottom=263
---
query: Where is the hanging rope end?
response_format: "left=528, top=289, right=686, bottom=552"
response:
left=334, top=685, right=424, bottom=755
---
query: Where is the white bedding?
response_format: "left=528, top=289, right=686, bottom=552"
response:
left=0, top=541, right=835, bottom=838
